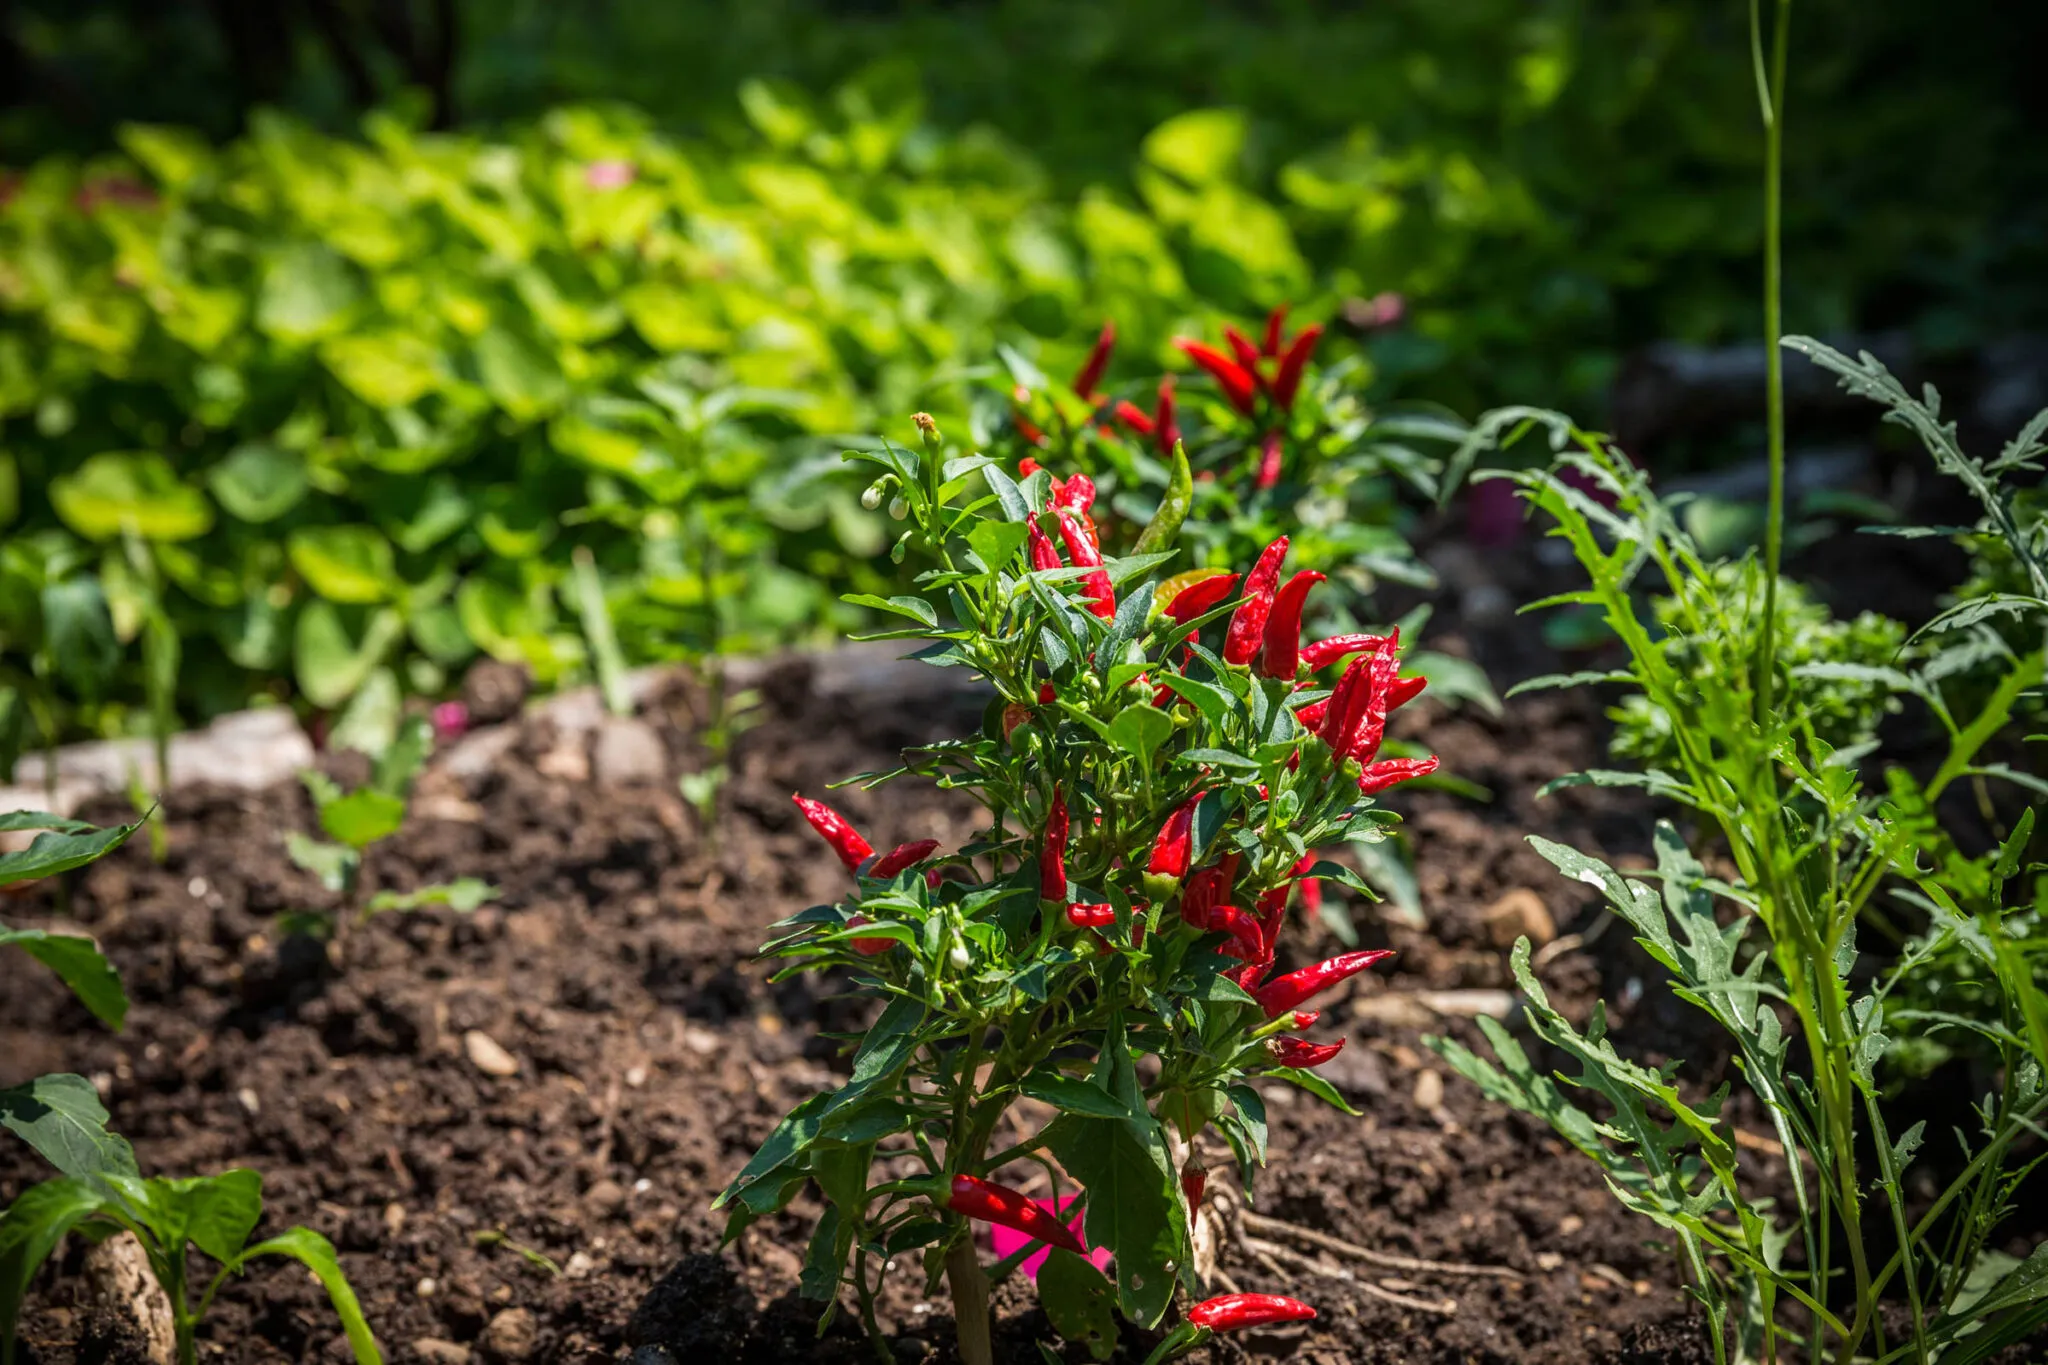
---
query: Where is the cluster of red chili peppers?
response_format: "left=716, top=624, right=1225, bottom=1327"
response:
left=785, top=505, right=1442, bottom=1347
left=1009, top=306, right=1323, bottom=492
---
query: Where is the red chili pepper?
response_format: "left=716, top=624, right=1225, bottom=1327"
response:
left=1291, top=854, right=1322, bottom=926
left=1260, top=305, right=1289, bottom=358
left=1300, top=632, right=1393, bottom=672
left=1038, top=682, right=1057, bottom=704
left=1175, top=339, right=1259, bottom=416
left=1065, top=902, right=1115, bottom=929
left=1145, top=791, right=1205, bottom=887
left=1027, top=516, right=1064, bottom=573
left=1112, top=398, right=1155, bottom=437
left=1254, top=429, right=1283, bottom=490
left=1272, top=323, right=1323, bottom=411
left=1314, top=655, right=1372, bottom=755
left=1054, top=513, right=1115, bottom=619
left=1187, top=1293, right=1317, bottom=1331
left=1073, top=320, right=1115, bottom=400
left=1258, top=569, right=1324, bottom=679
left=1180, top=1162, right=1209, bottom=1208
left=1041, top=787, right=1070, bottom=902
left=1253, top=950, right=1394, bottom=1018
left=1346, top=648, right=1403, bottom=763
left=1165, top=572, right=1241, bottom=625
left=1388, top=674, right=1427, bottom=710
left=946, top=1175, right=1088, bottom=1255
left=1251, top=881, right=1291, bottom=959
left=1292, top=697, right=1328, bottom=732
left=844, top=913, right=896, bottom=956
left=1291, top=1009, right=1320, bottom=1030
left=1180, top=853, right=1240, bottom=930
left=870, top=839, right=940, bottom=879
left=1223, top=325, right=1265, bottom=392
left=793, top=795, right=874, bottom=870
left=1267, top=1036, right=1346, bottom=1069
left=1223, top=537, right=1289, bottom=666
left=1209, top=905, right=1266, bottom=961
left=1055, top=470, right=1098, bottom=517
left=1358, top=755, right=1441, bottom=795
left=1154, top=376, right=1180, bottom=456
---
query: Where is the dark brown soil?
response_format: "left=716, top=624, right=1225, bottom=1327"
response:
left=0, top=533, right=1936, bottom=1365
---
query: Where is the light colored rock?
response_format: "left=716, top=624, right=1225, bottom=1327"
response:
left=592, top=716, right=666, bottom=786
left=1482, top=888, right=1557, bottom=949
left=413, top=1341, right=472, bottom=1365
left=534, top=738, right=589, bottom=783
left=436, top=725, right=520, bottom=781
left=1350, top=988, right=1516, bottom=1025
left=82, top=1232, right=175, bottom=1364
left=481, top=1307, right=538, bottom=1361
left=1, top=706, right=312, bottom=823
left=1412, top=1069, right=1444, bottom=1111
left=464, top=1030, right=520, bottom=1078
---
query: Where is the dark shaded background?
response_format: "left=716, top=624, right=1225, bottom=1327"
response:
left=5, top=0, right=2045, bottom=421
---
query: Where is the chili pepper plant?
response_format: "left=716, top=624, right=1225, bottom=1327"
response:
left=714, top=416, right=1441, bottom=1364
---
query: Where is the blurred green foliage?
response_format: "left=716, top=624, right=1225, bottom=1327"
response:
left=0, top=85, right=1375, bottom=759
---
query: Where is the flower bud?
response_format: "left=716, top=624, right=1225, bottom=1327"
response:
left=861, top=484, right=885, bottom=511
left=888, top=495, right=909, bottom=520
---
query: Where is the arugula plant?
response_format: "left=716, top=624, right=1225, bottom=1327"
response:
left=716, top=416, right=1439, bottom=1365
left=1428, top=341, right=2048, bottom=1363
left=287, top=680, right=495, bottom=950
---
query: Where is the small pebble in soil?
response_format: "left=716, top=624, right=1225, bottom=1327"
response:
left=1481, top=888, right=1556, bottom=949
left=482, top=1306, right=538, bottom=1361
left=465, top=1030, right=520, bottom=1077
left=236, top=1087, right=259, bottom=1114
left=416, top=1277, right=438, bottom=1297
left=584, top=1179, right=626, bottom=1216
left=413, top=1340, right=471, bottom=1365
left=1412, top=1070, right=1444, bottom=1111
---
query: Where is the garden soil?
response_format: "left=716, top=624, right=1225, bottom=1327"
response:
left=0, top=528, right=2017, bottom=1365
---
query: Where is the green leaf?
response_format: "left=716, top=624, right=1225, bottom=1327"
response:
left=843, top=594, right=938, bottom=627
left=318, top=788, right=406, bottom=850
left=0, top=1073, right=138, bottom=1180
left=289, top=526, right=397, bottom=605
left=257, top=243, right=360, bottom=344
left=207, top=443, right=307, bottom=523
left=798, top=1203, right=853, bottom=1310
left=0, top=819, right=140, bottom=889
left=982, top=464, right=1034, bottom=522
left=0, top=925, right=127, bottom=1029
left=233, top=1226, right=383, bottom=1364
left=50, top=452, right=214, bottom=542
left=365, top=879, right=496, bottom=915
left=165, top=1168, right=262, bottom=1264
left=1037, top=1248, right=1118, bottom=1361
left=1, top=1177, right=117, bottom=1353
left=1107, top=703, right=1173, bottom=767
left=1268, top=1067, right=1362, bottom=1116
left=1021, top=1073, right=1136, bottom=1121
left=1042, top=1109, right=1182, bottom=1326
left=286, top=833, right=354, bottom=894
left=294, top=602, right=404, bottom=709
left=967, top=520, right=1030, bottom=575
left=329, top=667, right=403, bottom=760
left=42, top=577, right=120, bottom=700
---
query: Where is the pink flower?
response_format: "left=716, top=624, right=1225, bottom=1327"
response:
left=584, top=159, right=637, bottom=191
left=985, top=1194, right=1111, bottom=1279
left=432, top=701, right=470, bottom=742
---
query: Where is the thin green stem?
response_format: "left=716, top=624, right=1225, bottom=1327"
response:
left=1753, top=0, right=1790, bottom=725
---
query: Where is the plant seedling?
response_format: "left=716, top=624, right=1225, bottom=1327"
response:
left=286, top=678, right=495, bottom=953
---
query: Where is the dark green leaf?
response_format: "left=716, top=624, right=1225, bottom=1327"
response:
left=233, top=1227, right=383, bottom=1364
left=0, top=925, right=127, bottom=1029
left=0, top=820, right=140, bottom=889
left=0, top=1073, right=138, bottom=1181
